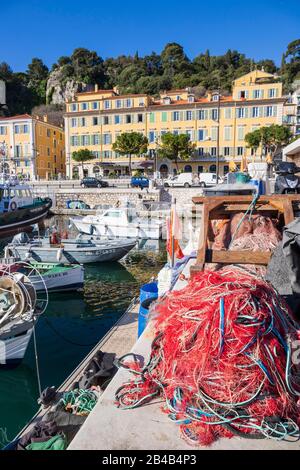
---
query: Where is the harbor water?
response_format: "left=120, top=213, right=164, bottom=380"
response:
left=0, top=216, right=166, bottom=446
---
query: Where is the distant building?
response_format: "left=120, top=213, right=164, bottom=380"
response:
left=283, top=81, right=300, bottom=137
left=64, top=70, right=286, bottom=178
left=0, top=80, right=5, bottom=106
left=0, top=114, right=65, bottom=180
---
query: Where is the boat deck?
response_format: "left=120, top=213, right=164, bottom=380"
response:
left=10, top=299, right=139, bottom=446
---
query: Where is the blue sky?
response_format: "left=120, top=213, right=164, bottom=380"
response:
left=2, top=0, right=300, bottom=71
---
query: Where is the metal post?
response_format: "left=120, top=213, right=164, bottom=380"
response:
left=216, top=90, right=221, bottom=184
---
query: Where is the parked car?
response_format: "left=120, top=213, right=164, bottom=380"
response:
left=66, top=200, right=91, bottom=210
left=199, top=173, right=218, bottom=187
left=130, top=176, right=149, bottom=189
left=80, top=177, right=109, bottom=188
left=164, top=173, right=194, bottom=188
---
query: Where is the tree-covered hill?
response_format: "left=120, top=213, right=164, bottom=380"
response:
left=1, top=40, right=300, bottom=117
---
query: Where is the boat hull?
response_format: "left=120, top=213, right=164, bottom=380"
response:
left=72, top=219, right=162, bottom=239
left=10, top=242, right=136, bottom=264
left=0, top=328, right=33, bottom=367
left=0, top=199, right=52, bottom=239
left=29, top=265, right=85, bottom=292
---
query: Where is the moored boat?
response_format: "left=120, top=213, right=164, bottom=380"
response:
left=71, top=207, right=163, bottom=239
left=0, top=270, right=48, bottom=367
left=0, top=178, right=52, bottom=238
left=7, top=233, right=137, bottom=264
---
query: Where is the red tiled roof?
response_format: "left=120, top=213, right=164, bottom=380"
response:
left=0, top=114, right=32, bottom=121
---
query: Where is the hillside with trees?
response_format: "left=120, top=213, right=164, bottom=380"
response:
left=1, top=40, right=300, bottom=117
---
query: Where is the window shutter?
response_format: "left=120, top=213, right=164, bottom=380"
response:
left=245, top=91, right=249, bottom=99
left=180, top=111, right=184, bottom=121
left=273, top=106, right=277, bottom=117
left=264, top=107, right=267, bottom=117
left=244, top=107, right=249, bottom=118
left=230, top=147, right=234, bottom=156
left=261, top=90, right=264, bottom=99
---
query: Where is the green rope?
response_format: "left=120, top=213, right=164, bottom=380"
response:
left=61, top=389, right=98, bottom=415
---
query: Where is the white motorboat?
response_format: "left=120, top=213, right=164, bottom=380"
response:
left=71, top=207, right=163, bottom=239
left=0, top=269, right=48, bottom=367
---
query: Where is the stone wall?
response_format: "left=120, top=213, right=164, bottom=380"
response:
left=47, top=188, right=161, bottom=210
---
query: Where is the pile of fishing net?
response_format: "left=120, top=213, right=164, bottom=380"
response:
left=115, top=268, right=300, bottom=446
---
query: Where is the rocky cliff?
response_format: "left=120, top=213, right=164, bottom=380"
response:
left=46, top=68, right=85, bottom=105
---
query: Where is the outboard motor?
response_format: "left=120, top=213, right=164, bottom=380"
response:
left=274, top=162, right=300, bottom=194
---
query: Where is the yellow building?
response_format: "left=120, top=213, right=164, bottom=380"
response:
left=64, top=70, right=286, bottom=178
left=0, top=114, right=65, bottom=180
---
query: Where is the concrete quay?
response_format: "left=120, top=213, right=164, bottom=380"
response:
left=69, top=260, right=300, bottom=451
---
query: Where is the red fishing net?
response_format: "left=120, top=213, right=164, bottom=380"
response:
left=115, top=268, right=300, bottom=446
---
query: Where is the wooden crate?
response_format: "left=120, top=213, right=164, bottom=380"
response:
left=190, top=194, right=300, bottom=274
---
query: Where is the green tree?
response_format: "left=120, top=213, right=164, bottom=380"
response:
left=156, top=132, right=196, bottom=170
left=245, top=129, right=261, bottom=157
left=245, top=125, right=292, bottom=160
left=72, top=149, right=94, bottom=174
left=112, top=132, right=148, bottom=174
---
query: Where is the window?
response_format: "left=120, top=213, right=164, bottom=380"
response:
left=186, top=130, right=193, bottom=141
left=237, top=126, right=245, bottom=140
left=103, top=116, right=109, bottom=125
left=212, top=94, right=219, bottom=101
left=253, top=89, right=262, bottom=99
left=198, top=165, right=204, bottom=173
left=92, top=102, right=98, bottom=110
left=139, top=99, right=144, bottom=107
left=269, top=88, right=276, bottom=98
left=173, top=111, right=180, bottom=121
left=47, top=147, right=50, bottom=156
left=82, top=135, right=89, bottom=146
left=198, top=148, right=204, bottom=156
left=81, top=102, right=88, bottom=111
left=198, top=129, right=206, bottom=141
left=237, top=108, right=245, bottom=119
left=224, top=147, right=230, bottom=156
left=211, top=127, right=218, bottom=141
left=211, top=147, right=217, bottom=156
left=198, top=110, right=206, bottom=120
left=126, top=99, right=132, bottom=108
left=79, top=118, right=86, bottom=127
left=71, top=103, right=77, bottom=112
left=237, top=146, right=244, bottom=156
left=161, top=112, right=167, bottom=122
left=15, top=145, right=21, bottom=157
left=224, top=165, right=229, bottom=174
left=92, top=134, right=100, bottom=145
left=224, top=108, right=232, bottom=119
left=114, top=115, right=120, bottom=124
left=224, top=126, right=232, bottom=141
left=252, top=107, right=259, bottom=118
left=163, top=97, right=171, bottom=105
left=125, top=115, right=132, bottom=124
left=149, top=131, right=155, bottom=143
left=137, top=114, right=143, bottom=123
left=23, top=125, right=29, bottom=133
left=149, top=112, right=155, bottom=123
left=104, top=100, right=111, bottom=109
left=71, top=118, right=77, bottom=127
left=71, top=136, right=79, bottom=146
left=47, top=129, right=51, bottom=137
left=103, top=134, right=111, bottom=145
left=15, top=125, right=20, bottom=134
left=93, top=117, right=99, bottom=126
left=188, top=95, right=195, bottom=103
left=210, top=164, right=216, bottom=172
left=0, top=126, right=6, bottom=135
left=211, top=109, right=218, bottom=120
left=54, top=155, right=57, bottom=163
left=116, top=100, right=122, bottom=108
left=265, top=106, right=275, bottom=117
left=186, top=111, right=193, bottom=121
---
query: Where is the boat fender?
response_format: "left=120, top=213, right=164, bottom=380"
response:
left=50, top=232, right=59, bottom=245
left=25, top=250, right=31, bottom=260
left=10, top=201, right=17, bottom=211
left=61, top=230, right=68, bottom=239
left=56, top=247, right=64, bottom=262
